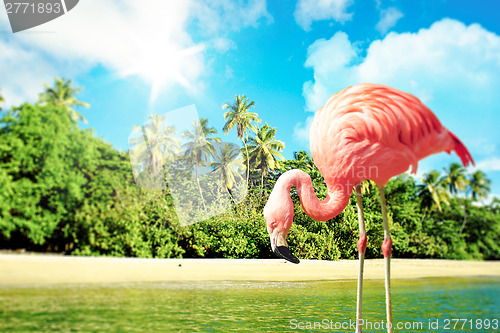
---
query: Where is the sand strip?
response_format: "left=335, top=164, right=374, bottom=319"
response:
left=0, top=254, right=499, bottom=286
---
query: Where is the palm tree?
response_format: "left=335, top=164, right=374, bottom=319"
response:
left=459, top=170, right=492, bottom=233
left=0, top=90, right=4, bottom=110
left=247, top=123, right=285, bottom=195
left=288, top=151, right=325, bottom=182
left=39, top=77, right=90, bottom=123
left=211, top=142, right=245, bottom=202
left=490, top=198, right=500, bottom=215
left=129, top=114, right=179, bottom=189
left=182, top=118, right=221, bottom=207
left=293, top=151, right=315, bottom=172
left=468, top=170, right=491, bottom=202
left=416, top=170, right=450, bottom=215
left=441, top=162, right=472, bottom=234
left=441, top=162, right=469, bottom=195
left=222, top=95, right=261, bottom=187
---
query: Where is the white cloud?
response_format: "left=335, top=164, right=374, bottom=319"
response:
left=303, top=31, right=359, bottom=110
left=0, top=40, right=57, bottom=106
left=212, top=37, right=237, bottom=53
left=376, top=7, right=403, bottom=35
left=297, top=18, right=500, bottom=167
left=0, top=0, right=272, bottom=105
left=191, top=0, right=273, bottom=34
left=476, top=157, right=500, bottom=172
left=294, top=0, right=353, bottom=31
left=302, top=18, right=500, bottom=111
left=293, top=115, right=315, bottom=148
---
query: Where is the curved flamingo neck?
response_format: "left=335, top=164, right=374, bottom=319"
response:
left=275, top=169, right=351, bottom=222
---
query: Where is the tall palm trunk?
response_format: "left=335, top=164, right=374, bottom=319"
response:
left=420, top=211, right=427, bottom=233
left=260, top=164, right=265, bottom=196
left=195, top=164, right=206, bottom=209
left=459, top=200, right=467, bottom=234
left=226, top=185, right=236, bottom=206
left=141, top=126, right=160, bottom=189
left=243, top=139, right=250, bottom=188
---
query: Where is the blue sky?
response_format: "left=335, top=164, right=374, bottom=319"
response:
left=1, top=0, right=499, bottom=198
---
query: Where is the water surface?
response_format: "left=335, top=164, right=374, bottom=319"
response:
left=1, top=277, right=498, bottom=332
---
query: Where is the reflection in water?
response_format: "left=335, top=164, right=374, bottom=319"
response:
left=0, top=278, right=498, bottom=332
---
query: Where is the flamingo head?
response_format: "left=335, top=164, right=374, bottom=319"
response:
left=263, top=195, right=300, bottom=264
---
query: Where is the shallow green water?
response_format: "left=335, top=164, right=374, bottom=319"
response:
left=0, top=278, right=498, bottom=332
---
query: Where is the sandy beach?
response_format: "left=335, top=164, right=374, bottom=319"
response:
left=0, top=254, right=499, bottom=286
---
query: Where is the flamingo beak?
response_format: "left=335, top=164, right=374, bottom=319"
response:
left=270, top=231, right=300, bottom=264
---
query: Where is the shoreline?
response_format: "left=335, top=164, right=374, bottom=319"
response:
left=1, top=254, right=499, bottom=286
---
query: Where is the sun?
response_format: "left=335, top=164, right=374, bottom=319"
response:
left=125, top=38, right=205, bottom=104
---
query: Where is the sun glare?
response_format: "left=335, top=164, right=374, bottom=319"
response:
left=124, top=39, right=205, bottom=104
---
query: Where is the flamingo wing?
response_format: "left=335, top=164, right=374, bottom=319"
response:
left=310, top=83, right=474, bottom=186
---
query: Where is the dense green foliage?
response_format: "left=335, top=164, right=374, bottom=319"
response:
left=1, top=81, right=499, bottom=260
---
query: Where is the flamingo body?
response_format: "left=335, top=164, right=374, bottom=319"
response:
left=264, top=83, right=474, bottom=333
left=310, top=83, right=473, bottom=188
left=265, top=83, right=473, bottom=230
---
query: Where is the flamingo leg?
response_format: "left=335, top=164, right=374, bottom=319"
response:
left=379, top=187, right=393, bottom=333
left=354, top=184, right=367, bottom=333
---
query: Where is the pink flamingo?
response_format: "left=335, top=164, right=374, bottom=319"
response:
left=264, top=83, right=474, bottom=333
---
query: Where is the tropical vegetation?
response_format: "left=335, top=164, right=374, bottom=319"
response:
left=38, top=77, right=90, bottom=123
left=0, top=78, right=498, bottom=260
left=247, top=123, right=285, bottom=195
left=222, top=95, right=260, bottom=186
